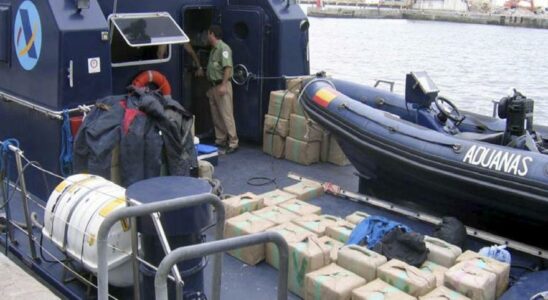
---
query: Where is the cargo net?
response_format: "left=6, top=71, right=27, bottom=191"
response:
left=0, top=144, right=181, bottom=300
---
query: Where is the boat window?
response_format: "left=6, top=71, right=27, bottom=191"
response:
left=109, top=12, right=190, bottom=67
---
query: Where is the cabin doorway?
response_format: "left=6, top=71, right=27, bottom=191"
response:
left=182, top=7, right=217, bottom=139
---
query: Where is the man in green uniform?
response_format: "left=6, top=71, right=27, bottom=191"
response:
left=206, top=25, right=239, bottom=153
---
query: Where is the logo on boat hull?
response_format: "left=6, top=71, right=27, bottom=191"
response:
left=462, top=145, right=533, bottom=177
left=13, top=1, right=42, bottom=71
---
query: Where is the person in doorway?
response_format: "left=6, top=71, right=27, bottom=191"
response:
left=206, top=24, right=238, bottom=153
left=157, top=43, right=204, bottom=77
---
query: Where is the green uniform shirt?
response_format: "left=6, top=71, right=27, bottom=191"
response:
left=207, top=40, right=233, bottom=82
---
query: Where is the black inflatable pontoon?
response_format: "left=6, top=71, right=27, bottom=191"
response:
left=301, top=73, right=548, bottom=248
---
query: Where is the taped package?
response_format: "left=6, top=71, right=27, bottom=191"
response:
left=224, top=212, right=275, bottom=265
left=444, top=261, right=497, bottom=300
left=377, top=259, right=436, bottom=297
left=278, top=199, right=322, bottom=216
left=286, top=76, right=315, bottom=97
left=264, top=114, right=290, bottom=137
left=288, top=236, right=334, bottom=297
left=265, top=222, right=315, bottom=269
left=336, top=244, right=387, bottom=282
left=285, top=137, right=321, bottom=166
left=293, top=214, right=344, bottom=236
left=455, top=250, right=510, bottom=298
left=320, top=131, right=331, bottom=162
left=328, top=137, right=350, bottom=166
left=259, top=189, right=296, bottom=207
left=424, top=235, right=462, bottom=267
left=325, top=221, right=355, bottom=243
left=419, top=286, right=471, bottom=300
left=283, top=180, right=324, bottom=201
left=268, top=90, right=295, bottom=119
left=352, top=278, right=417, bottom=300
left=304, top=263, right=366, bottom=300
left=222, top=192, right=263, bottom=219
left=318, top=235, right=345, bottom=261
left=289, top=114, right=324, bottom=142
left=345, top=211, right=370, bottom=225
left=419, top=261, right=448, bottom=287
left=263, top=131, right=285, bottom=158
left=252, top=206, right=299, bottom=225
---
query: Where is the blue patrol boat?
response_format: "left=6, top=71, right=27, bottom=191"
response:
left=300, top=74, right=548, bottom=249
left=1, top=1, right=548, bottom=299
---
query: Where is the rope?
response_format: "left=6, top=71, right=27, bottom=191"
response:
left=59, top=110, right=73, bottom=177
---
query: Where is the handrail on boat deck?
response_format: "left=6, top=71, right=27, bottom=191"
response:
left=0, top=90, right=93, bottom=120
left=97, top=194, right=225, bottom=300
left=155, top=231, right=289, bottom=300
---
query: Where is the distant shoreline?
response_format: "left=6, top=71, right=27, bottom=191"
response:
left=307, top=7, right=548, bottom=29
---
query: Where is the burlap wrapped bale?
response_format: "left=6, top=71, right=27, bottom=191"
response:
left=455, top=251, right=510, bottom=298
left=224, top=212, right=275, bottom=265
left=264, top=114, right=290, bottom=137
left=419, top=286, right=471, bottom=300
left=263, top=130, right=285, bottom=158
left=279, top=199, right=322, bottom=216
left=424, top=235, right=462, bottom=268
left=328, top=137, right=350, bottom=166
left=304, top=263, right=366, bottom=300
left=444, top=261, right=497, bottom=300
left=352, top=278, right=417, bottom=300
left=326, top=221, right=355, bottom=243
left=337, top=245, right=387, bottom=282
left=345, top=211, right=370, bottom=225
left=377, top=259, right=436, bottom=297
left=222, top=192, right=263, bottom=219
left=419, top=261, right=448, bottom=287
left=266, top=222, right=315, bottom=269
left=288, top=236, right=333, bottom=297
left=268, top=90, right=295, bottom=120
left=252, top=206, right=299, bottom=225
left=283, top=180, right=324, bottom=201
left=285, top=137, right=321, bottom=166
left=293, top=214, right=344, bottom=236
left=289, top=114, right=324, bottom=142
left=320, top=131, right=331, bottom=162
left=259, top=189, right=296, bottom=207
left=318, top=235, right=345, bottom=261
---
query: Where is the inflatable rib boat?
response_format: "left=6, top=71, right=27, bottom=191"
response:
left=301, top=73, right=548, bottom=248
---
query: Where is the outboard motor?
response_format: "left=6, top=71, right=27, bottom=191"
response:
left=498, top=89, right=535, bottom=147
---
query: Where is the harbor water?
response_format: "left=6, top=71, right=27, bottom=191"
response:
left=306, top=12, right=548, bottom=124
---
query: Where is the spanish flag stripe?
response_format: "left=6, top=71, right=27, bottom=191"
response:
left=313, top=88, right=338, bottom=108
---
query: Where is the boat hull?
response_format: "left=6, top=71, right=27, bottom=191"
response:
left=302, top=78, right=548, bottom=248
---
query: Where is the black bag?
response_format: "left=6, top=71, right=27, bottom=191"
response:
left=432, top=217, right=466, bottom=249
left=372, top=227, right=428, bottom=267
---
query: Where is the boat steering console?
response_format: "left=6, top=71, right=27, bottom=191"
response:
left=434, top=95, right=465, bottom=126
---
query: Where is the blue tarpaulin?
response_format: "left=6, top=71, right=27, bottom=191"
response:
left=347, top=215, right=411, bottom=249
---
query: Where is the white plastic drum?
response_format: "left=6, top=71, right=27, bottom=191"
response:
left=43, top=174, right=133, bottom=287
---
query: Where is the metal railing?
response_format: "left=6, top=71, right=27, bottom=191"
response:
left=97, top=194, right=225, bottom=300
left=0, top=90, right=92, bottom=120
left=155, top=231, right=289, bottom=300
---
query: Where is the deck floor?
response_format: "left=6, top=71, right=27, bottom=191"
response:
left=0, top=143, right=544, bottom=299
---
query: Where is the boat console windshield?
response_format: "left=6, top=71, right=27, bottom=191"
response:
left=405, top=72, right=546, bottom=153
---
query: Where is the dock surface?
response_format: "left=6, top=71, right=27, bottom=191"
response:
left=0, top=252, right=59, bottom=300
left=307, top=7, right=548, bottom=29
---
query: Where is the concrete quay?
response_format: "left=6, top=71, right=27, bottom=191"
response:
left=308, top=7, right=548, bottom=29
